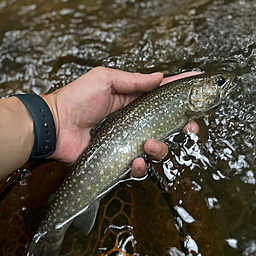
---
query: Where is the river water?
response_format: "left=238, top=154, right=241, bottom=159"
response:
left=0, top=0, right=255, bottom=255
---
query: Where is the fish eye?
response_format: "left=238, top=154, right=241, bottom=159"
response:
left=215, top=75, right=226, bottom=87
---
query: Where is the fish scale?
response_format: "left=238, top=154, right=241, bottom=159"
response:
left=27, top=72, right=235, bottom=256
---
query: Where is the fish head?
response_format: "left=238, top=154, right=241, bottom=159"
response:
left=188, top=72, right=235, bottom=113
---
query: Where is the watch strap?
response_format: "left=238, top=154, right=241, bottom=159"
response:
left=12, top=94, right=56, bottom=161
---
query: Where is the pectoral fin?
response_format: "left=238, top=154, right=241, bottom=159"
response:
left=185, top=110, right=202, bottom=120
left=72, top=202, right=100, bottom=235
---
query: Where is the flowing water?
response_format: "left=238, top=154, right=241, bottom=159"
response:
left=0, top=0, right=255, bottom=255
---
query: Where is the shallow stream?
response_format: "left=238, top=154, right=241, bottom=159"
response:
left=0, top=0, right=255, bottom=255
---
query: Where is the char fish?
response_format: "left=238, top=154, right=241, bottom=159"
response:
left=27, top=72, right=235, bottom=256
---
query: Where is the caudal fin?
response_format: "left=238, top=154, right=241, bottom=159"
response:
left=26, top=237, right=62, bottom=256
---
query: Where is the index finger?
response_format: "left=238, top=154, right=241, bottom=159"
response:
left=95, top=67, right=164, bottom=94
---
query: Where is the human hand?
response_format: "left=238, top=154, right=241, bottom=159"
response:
left=43, top=67, right=200, bottom=177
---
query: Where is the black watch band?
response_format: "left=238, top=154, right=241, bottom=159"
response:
left=12, top=94, right=57, bottom=161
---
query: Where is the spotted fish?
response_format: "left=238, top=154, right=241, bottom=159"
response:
left=26, top=72, right=235, bottom=256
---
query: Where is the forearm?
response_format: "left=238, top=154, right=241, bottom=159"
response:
left=0, top=97, right=34, bottom=178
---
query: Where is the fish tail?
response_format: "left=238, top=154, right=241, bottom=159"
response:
left=26, top=239, right=62, bottom=256
left=26, top=233, right=64, bottom=256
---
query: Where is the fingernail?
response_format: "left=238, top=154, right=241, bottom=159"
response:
left=138, top=164, right=146, bottom=174
left=152, top=142, right=161, bottom=154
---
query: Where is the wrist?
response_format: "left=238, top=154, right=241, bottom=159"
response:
left=40, top=94, right=59, bottom=160
left=41, top=91, right=91, bottom=164
left=12, top=94, right=57, bottom=161
left=11, top=97, right=35, bottom=159
left=0, top=97, right=34, bottom=177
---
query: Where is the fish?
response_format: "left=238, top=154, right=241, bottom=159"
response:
left=26, top=72, right=235, bottom=256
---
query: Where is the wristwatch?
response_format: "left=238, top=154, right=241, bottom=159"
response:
left=12, top=94, right=57, bottom=161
